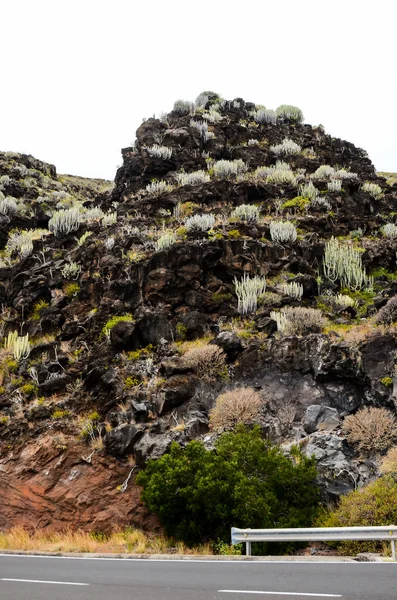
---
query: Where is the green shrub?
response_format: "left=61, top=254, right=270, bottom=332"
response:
left=318, top=476, right=397, bottom=554
left=124, top=376, right=140, bottom=388
left=20, top=383, right=38, bottom=397
left=281, top=197, right=310, bottom=213
left=31, top=299, right=49, bottom=320
left=228, top=229, right=241, bottom=239
left=175, top=322, right=187, bottom=341
left=88, top=411, right=101, bottom=421
left=275, top=105, right=304, bottom=123
left=101, top=314, right=134, bottom=339
left=137, top=426, right=319, bottom=546
left=51, top=410, right=71, bottom=419
left=126, top=345, right=154, bottom=361
left=63, top=282, right=80, bottom=297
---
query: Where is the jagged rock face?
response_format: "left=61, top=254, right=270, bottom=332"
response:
left=0, top=435, right=156, bottom=533
left=0, top=96, right=397, bottom=531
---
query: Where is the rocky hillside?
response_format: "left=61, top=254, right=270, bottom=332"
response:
left=1, top=93, right=397, bottom=533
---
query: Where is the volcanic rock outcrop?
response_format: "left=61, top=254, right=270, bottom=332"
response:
left=0, top=93, right=397, bottom=530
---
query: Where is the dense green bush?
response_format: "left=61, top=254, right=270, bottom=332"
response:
left=137, top=426, right=319, bottom=546
left=318, top=476, right=397, bottom=554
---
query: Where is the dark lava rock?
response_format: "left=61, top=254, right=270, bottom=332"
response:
left=110, top=321, right=140, bottom=351
left=104, top=424, right=144, bottom=457
left=211, top=331, right=243, bottom=361
left=134, top=432, right=173, bottom=466
left=179, top=311, right=209, bottom=340
left=303, top=404, right=340, bottom=434
left=136, top=311, right=174, bottom=345
left=156, top=375, right=198, bottom=414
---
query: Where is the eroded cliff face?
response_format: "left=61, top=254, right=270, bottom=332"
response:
left=0, top=95, right=397, bottom=530
left=0, top=434, right=155, bottom=533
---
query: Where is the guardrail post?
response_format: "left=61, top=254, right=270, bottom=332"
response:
left=246, top=541, right=252, bottom=556
left=391, top=540, right=396, bottom=561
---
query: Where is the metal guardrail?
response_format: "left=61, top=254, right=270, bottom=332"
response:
left=231, top=526, right=397, bottom=559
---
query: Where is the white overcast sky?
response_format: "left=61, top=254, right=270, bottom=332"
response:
left=2, top=0, right=396, bottom=180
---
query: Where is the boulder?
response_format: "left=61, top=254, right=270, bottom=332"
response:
left=38, top=375, right=69, bottom=396
left=104, top=424, right=144, bottom=457
left=156, top=375, right=197, bottom=414
left=160, top=356, right=190, bottom=377
left=134, top=432, right=173, bottom=466
left=110, top=321, right=139, bottom=351
left=302, top=433, right=363, bottom=499
left=136, top=311, right=173, bottom=345
left=211, top=331, right=243, bottom=361
left=131, top=401, right=148, bottom=423
left=303, top=405, right=340, bottom=434
left=179, top=311, right=208, bottom=340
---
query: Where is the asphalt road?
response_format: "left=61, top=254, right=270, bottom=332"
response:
left=0, top=555, right=396, bottom=600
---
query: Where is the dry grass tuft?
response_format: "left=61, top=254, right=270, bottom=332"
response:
left=0, top=527, right=213, bottom=555
left=343, top=407, right=397, bottom=454
left=380, top=446, right=397, bottom=475
left=175, top=335, right=213, bottom=354
left=209, top=387, right=263, bottom=432
left=183, top=344, right=228, bottom=380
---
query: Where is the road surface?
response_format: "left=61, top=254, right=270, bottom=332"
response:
left=0, top=555, right=396, bottom=599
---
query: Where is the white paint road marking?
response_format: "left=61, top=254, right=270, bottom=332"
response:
left=1, top=578, right=89, bottom=586
left=219, top=592, right=342, bottom=598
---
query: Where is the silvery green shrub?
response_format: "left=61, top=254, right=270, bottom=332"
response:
left=270, top=138, right=301, bottom=156
left=278, top=281, right=303, bottom=301
left=328, top=179, right=342, bottom=192
left=265, top=161, right=297, bottom=186
left=334, top=293, right=357, bottom=309
left=300, top=181, right=319, bottom=200
left=61, top=261, right=81, bottom=279
left=195, top=91, right=220, bottom=108
left=144, top=145, right=173, bottom=160
left=230, top=204, right=260, bottom=223
left=173, top=99, right=195, bottom=115
left=105, top=237, right=115, bottom=250
left=252, top=108, right=277, bottom=124
left=5, top=229, right=38, bottom=258
left=312, top=165, right=335, bottom=180
left=155, top=232, right=177, bottom=252
left=382, top=223, right=397, bottom=238
left=202, top=108, right=222, bottom=123
left=270, top=221, right=297, bottom=243
left=175, top=170, right=210, bottom=186
left=49, top=207, right=81, bottom=235
left=101, top=211, right=117, bottom=227
left=4, top=330, right=30, bottom=361
left=362, top=182, right=383, bottom=199
left=271, top=307, right=325, bottom=335
left=0, top=197, right=18, bottom=216
left=190, top=120, right=215, bottom=142
left=323, top=237, right=373, bottom=291
left=334, top=169, right=358, bottom=180
left=311, top=196, right=331, bottom=211
left=234, top=273, right=266, bottom=315
left=276, top=105, right=303, bottom=123
left=185, top=214, right=215, bottom=232
left=146, top=180, right=172, bottom=195
left=212, top=159, right=247, bottom=179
